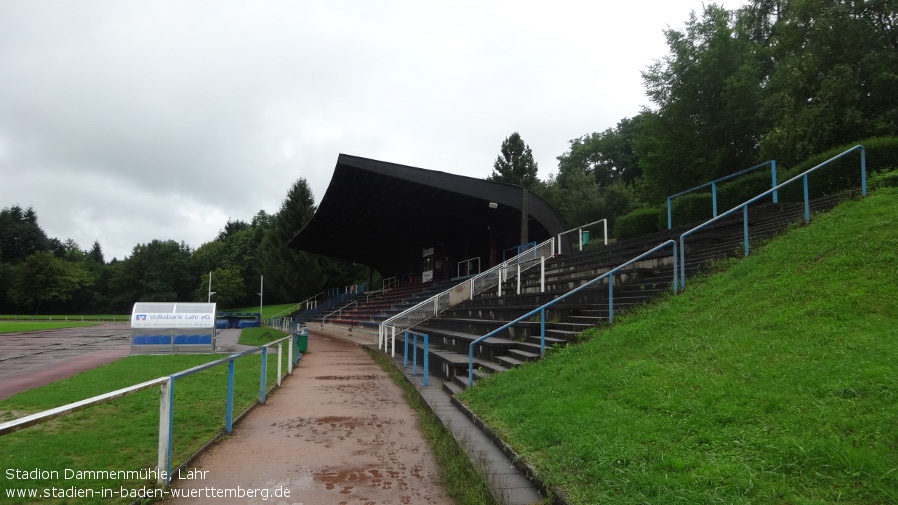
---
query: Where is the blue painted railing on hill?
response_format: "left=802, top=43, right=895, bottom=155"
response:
left=679, top=145, right=866, bottom=290
left=667, top=160, right=778, bottom=229
left=468, top=240, right=678, bottom=386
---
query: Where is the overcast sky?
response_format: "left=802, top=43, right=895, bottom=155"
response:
left=0, top=0, right=743, bottom=261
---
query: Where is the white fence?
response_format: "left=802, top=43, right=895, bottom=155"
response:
left=378, top=238, right=555, bottom=355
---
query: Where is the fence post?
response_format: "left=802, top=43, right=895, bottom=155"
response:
left=404, top=330, right=409, bottom=368
left=157, top=378, right=173, bottom=488
left=860, top=147, right=867, bottom=196
left=260, top=347, right=268, bottom=404
left=276, top=342, right=283, bottom=387
left=771, top=160, right=779, bottom=203
left=517, top=265, right=521, bottom=294
left=712, top=181, right=718, bottom=217
left=743, top=206, right=750, bottom=256
left=608, top=275, right=615, bottom=325
left=226, top=360, right=235, bottom=433
left=667, top=197, right=673, bottom=229
left=803, top=174, right=810, bottom=223
left=423, top=334, right=429, bottom=386
left=288, top=334, right=294, bottom=374
left=540, top=256, right=545, bottom=293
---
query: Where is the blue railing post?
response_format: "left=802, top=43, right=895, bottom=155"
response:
left=803, top=174, right=810, bottom=223
left=403, top=330, right=409, bottom=368
left=259, top=347, right=268, bottom=404
left=226, top=359, right=235, bottom=432
left=413, top=332, right=418, bottom=375
left=743, top=206, right=750, bottom=256
left=608, top=274, right=615, bottom=326
left=667, top=197, right=673, bottom=229
left=423, top=334, right=429, bottom=386
left=860, top=146, right=867, bottom=197
left=539, top=308, right=546, bottom=357
left=712, top=182, right=718, bottom=217
left=771, top=160, right=778, bottom=203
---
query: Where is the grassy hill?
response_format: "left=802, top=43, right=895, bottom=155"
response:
left=459, top=188, right=898, bottom=504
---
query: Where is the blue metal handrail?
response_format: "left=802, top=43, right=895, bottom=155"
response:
left=679, top=145, right=866, bottom=290
left=403, top=330, right=430, bottom=386
left=468, top=240, right=678, bottom=386
left=667, top=160, right=778, bottom=229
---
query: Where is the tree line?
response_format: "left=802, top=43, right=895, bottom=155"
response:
left=490, top=0, right=898, bottom=233
left=3, top=0, right=896, bottom=314
left=0, top=179, right=366, bottom=315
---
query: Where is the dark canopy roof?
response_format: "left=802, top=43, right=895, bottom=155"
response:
left=289, top=155, right=566, bottom=278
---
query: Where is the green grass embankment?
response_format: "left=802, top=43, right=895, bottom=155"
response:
left=460, top=188, right=898, bottom=504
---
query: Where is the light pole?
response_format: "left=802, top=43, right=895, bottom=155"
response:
left=207, top=271, right=216, bottom=303
left=257, top=276, right=263, bottom=326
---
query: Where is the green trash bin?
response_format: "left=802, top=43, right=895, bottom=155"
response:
left=296, top=326, right=309, bottom=353
left=582, top=230, right=590, bottom=245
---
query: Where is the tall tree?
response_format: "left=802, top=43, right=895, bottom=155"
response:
left=259, top=179, right=325, bottom=303
left=86, top=241, right=105, bottom=264
left=488, top=132, right=540, bottom=189
left=7, top=251, right=91, bottom=313
left=750, top=0, right=898, bottom=164
left=0, top=205, right=50, bottom=263
left=195, top=267, right=245, bottom=307
left=556, top=115, right=644, bottom=188
left=637, top=4, right=768, bottom=200
left=107, top=240, right=195, bottom=311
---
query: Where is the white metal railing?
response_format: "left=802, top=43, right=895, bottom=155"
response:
left=457, top=257, right=481, bottom=278
left=0, top=334, right=298, bottom=489
left=321, top=301, right=358, bottom=323
left=382, top=277, right=398, bottom=290
left=378, top=238, right=555, bottom=355
left=558, top=218, right=608, bottom=253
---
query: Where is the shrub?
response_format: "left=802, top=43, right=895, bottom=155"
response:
left=667, top=192, right=714, bottom=228
left=717, top=169, right=779, bottom=210
left=778, top=137, right=898, bottom=200
left=868, top=167, right=898, bottom=190
left=614, top=207, right=662, bottom=240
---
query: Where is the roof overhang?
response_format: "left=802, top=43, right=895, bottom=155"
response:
left=288, top=154, right=566, bottom=277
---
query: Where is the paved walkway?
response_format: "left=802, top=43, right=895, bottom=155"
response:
left=1, top=324, right=545, bottom=504
left=168, top=331, right=454, bottom=505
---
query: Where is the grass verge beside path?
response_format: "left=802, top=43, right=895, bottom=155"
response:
left=0, top=348, right=290, bottom=505
left=460, top=188, right=898, bottom=504
left=238, top=327, right=288, bottom=347
left=367, top=349, right=500, bottom=505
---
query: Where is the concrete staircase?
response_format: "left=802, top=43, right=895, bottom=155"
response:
left=401, top=194, right=850, bottom=393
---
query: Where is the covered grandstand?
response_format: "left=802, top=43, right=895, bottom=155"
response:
left=289, top=154, right=567, bottom=283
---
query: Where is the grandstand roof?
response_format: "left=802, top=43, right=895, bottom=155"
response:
left=288, top=154, right=566, bottom=278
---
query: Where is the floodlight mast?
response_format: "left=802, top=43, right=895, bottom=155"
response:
left=207, top=271, right=215, bottom=302
left=257, top=276, right=263, bottom=326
